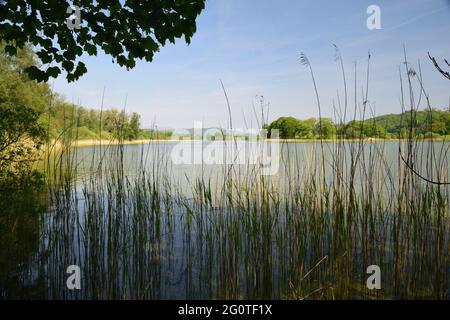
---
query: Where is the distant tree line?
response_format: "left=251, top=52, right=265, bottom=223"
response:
left=267, top=110, right=450, bottom=139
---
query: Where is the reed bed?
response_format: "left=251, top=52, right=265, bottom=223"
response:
left=34, top=131, right=449, bottom=299
left=1, top=51, right=449, bottom=300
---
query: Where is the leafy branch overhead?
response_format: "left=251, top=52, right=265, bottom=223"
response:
left=0, top=0, right=206, bottom=82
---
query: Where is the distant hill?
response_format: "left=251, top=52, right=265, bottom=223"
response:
left=369, top=109, right=450, bottom=135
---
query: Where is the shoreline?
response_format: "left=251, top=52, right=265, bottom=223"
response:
left=63, top=137, right=450, bottom=148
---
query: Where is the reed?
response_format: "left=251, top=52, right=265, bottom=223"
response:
left=2, top=52, right=449, bottom=300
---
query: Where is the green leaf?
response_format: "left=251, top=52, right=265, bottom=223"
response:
left=84, top=43, right=97, bottom=55
left=4, top=45, right=17, bottom=56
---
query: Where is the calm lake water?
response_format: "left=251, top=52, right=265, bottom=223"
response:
left=72, top=140, right=449, bottom=190
left=1, top=141, right=449, bottom=299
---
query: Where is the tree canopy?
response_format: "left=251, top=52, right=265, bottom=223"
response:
left=0, top=0, right=206, bottom=82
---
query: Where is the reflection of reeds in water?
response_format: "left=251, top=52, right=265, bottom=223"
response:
left=39, top=137, right=450, bottom=299
left=32, top=51, right=450, bottom=299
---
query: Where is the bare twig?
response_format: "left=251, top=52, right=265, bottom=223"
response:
left=428, top=52, right=450, bottom=80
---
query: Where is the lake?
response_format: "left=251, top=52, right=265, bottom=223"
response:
left=1, top=140, right=449, bottom=299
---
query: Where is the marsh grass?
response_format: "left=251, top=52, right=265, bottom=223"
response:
left=40, top=135, right=449, bottom=299
left=3, top=51, right=449, bottom=300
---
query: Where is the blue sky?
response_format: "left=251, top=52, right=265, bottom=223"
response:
left=53, top=0, right=450, bottom=129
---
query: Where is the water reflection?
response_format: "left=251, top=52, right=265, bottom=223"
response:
left=1, top=141, right=449, bottom=299
left=0, top=180, right=48, bottom=299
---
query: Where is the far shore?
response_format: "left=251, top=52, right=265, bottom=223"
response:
left=72, top=139, right=163, bottom=147
left=58, top=136, right=450, bottom=148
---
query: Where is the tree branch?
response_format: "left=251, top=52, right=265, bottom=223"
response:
left=428, top=52, right=450, bottom=80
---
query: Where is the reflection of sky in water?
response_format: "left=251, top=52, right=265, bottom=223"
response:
left=34, top=141, right=450, bottom=299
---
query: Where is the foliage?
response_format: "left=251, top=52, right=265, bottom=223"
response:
left=0, top=41, right=150, bottom=184
left=268, top=116, right=336, bottom=139
left=0, top=43, right=51, bottom=113
left=342, top=120, right=386, bottom=138
left=268, top=109, right=450, bottom=139
left=0, top=0, right=206, bottom=82
left=268, top=117, right=304, bottom=139
left=0, top=43, right=48, bottom=171
left=371, top=109, right=450, bottom=137
left=268, top=117, right=316, bottom=139
left=314, top=117, right=336, bottom=138
left=41, top=100, right=144, bottom=141
left=0, top=170, right=47, bottom=298
left=139, top=129, right=173, bottom=140
left=0, top=103, right=46, bottom=169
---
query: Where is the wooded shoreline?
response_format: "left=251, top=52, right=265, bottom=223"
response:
left=65, top=136, right=450, bottom=148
